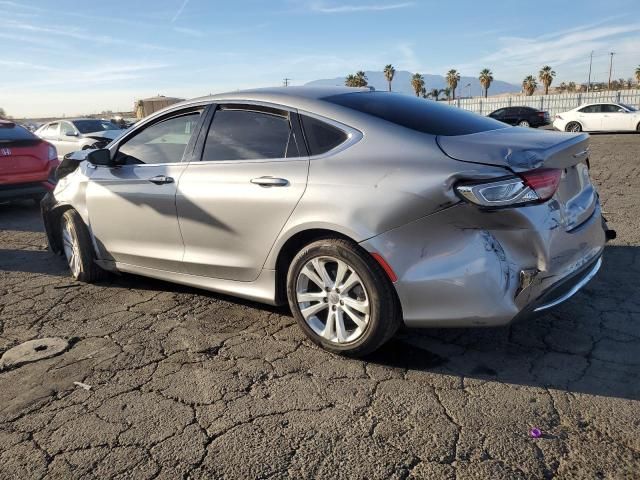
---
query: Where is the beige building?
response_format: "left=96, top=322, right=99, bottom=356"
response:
left=135, top=95, right=185, bottom=119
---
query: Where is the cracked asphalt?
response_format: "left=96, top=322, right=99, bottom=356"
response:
left=1, top=133, right=639, bottom=479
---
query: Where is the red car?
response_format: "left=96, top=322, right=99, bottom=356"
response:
left=0, top=119, right=59, bottom=203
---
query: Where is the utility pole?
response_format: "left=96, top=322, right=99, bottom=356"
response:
left=608, top=52, right=615, bottom=90
left=283, top=78, right=291, bottom=87
left=587, top=51, right=594, bottom=93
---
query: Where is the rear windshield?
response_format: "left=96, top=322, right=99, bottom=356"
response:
left=0, top=123, right=37, bottom=142
left=322, top=91, right=506, bottom=136
left=72, top=119, right=119, bottom=133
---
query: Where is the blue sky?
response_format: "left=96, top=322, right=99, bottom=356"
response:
left=1, top=0, right=639, bottom=117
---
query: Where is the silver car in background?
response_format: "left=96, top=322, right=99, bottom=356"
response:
left=42, top=87, right=613, bottom=356
left=35, top=118, right=123, bottom=160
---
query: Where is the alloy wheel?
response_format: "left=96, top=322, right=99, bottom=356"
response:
left=296, top=256, right=370, bottom=345
left=62, top=218, right=81, bottom=278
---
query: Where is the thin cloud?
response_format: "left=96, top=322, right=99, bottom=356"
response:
left=171, top=0, right=190, bottom=22
left=173, top=26, right=204, bottom=37
left=311, top=2, right=414, bottom=13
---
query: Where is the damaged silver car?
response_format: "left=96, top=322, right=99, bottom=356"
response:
left=36, top=118, right=124, bottom=160
left=41, top=87, right=615, bottom=356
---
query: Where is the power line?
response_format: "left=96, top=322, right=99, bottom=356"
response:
left=283, top=78, right=292, bottom=87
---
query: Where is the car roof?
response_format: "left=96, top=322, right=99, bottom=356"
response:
left=174, top=86, right=373, bottom=112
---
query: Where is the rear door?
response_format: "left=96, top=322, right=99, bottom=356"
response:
left=177, top=103, right=309, bottom=281
left=39, top=123, right=61, bottom=158
left=86, top=107, right=204, bottom=272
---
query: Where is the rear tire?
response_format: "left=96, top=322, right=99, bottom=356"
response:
left=60, top=209, right=105, bottom=282
left=517, top=120, right=530, bottom=127
left=286, top=238, right=401, bottom=357
left=565, top=121, right=582, bottom=132
left=636, top=122, right=640, bottom=132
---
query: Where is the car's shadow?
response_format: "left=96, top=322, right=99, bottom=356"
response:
left=0, top=201, right=44, bottom=233
left=2, top=205, right=637, bottom=401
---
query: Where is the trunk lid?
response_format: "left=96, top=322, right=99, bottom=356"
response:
left=438, top=127, right=596, bottom=231
left=0, top=139, right=50, bottom=183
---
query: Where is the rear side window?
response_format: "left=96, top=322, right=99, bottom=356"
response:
left=300, top=115, right=348, bottom=155
left=0, top=123, right=36, bottom=141
left=323, top=92, right=505, bottom=136
left=579, top=105, right=602, bottom=113
left=203, top=108, right=299, bottom=161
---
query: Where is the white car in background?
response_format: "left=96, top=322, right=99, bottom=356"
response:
left=554, top=102, right=640, bottom=133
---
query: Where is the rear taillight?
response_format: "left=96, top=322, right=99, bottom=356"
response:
left=538, top=112, right=545, bottom=117
left=47, top=143, right=57, bottom=161
left=456, top=168, right=562, bottom=207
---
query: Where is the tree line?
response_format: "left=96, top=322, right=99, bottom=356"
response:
left=344, top=65, right=640, bottom=99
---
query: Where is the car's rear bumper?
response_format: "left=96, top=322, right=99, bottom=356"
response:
left=0, top=180, right=55, bottom=201
left=360, top=200, right=609, bottom=328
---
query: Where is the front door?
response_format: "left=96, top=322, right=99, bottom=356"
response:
left=177, top=104, right=309, bottom=281
left=57, top=121, right=80, bottom=157
left=601, top=104, right=632, bottom=131
left=86, top=108, right=204, bottom=272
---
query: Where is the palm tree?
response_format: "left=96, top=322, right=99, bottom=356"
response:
left=446, top=69, right=461, bottom=100
left=345, top=71, right=368, bottom=88
left=478, top=68, right=493, bottom=98
left=538, top=65, right=556, bottom=95
left=428, top=88, right=441, bottom=100
left=635, top=66, right=640, bottom=86
left=411, top=73, right=425, bottom=97
left=383, top=64, right=396, bottom=92
left=522, top=75, right=537, bottom=96
left=442, top=87, right=452, bottom=101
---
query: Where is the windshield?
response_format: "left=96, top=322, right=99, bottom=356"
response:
left=620, top=104, right=638, bottom=112
left=72, top=119, right=119, bottom=133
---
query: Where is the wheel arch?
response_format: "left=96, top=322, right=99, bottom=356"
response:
left=565, top=120, right=583, bottom=132
left=273, top=228, right=355, bottom=304
left=43, top=202, right=76, bottom=255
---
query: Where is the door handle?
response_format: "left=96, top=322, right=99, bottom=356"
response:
left=250, top=176, right=289, bottom=187
left=148, top=175, right=174, bottom=185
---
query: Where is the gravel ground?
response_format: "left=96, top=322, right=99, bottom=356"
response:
left=0, top=133, right=638, bottom=479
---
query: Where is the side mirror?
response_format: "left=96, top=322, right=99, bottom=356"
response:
left=87, top=149, right=115, bottom=167
left=65, top=131, right=78, bottom=137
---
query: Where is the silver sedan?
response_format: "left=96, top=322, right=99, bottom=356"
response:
left=35, top=118, right=123, bottom=160
left=42, top=87, right=612, bottom=356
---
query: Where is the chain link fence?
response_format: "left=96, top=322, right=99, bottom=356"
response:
left=449, top=89, right=640, bottom=117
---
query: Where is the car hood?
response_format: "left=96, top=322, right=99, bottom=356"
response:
left=82, top=130, right=121, bottom=140
left=436, top=127, right=590, bottom=172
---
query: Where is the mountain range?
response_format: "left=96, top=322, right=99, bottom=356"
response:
left=305, top=70, right=521, bottom=97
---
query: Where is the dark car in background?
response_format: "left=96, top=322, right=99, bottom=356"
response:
left=0, top=119, right=58, bottom=203
left=488, top=106, right=551, bottom=128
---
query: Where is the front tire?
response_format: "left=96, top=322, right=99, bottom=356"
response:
left=565, top=121, right=582, bottom=132
left=60, top=209, right=105, bottom=282
left=286, top=238, right=400, bottom=357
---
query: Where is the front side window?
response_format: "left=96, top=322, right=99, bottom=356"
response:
left=116, top=111, right=201, bottom=165
left=203, top=107, right=298, bottom=161
left=602, top=104, right=625, bottom=113
left=60, top=122, right=75, bottom=136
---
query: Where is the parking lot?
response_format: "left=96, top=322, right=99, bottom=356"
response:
left=0, top=133, right=638, bottom=479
